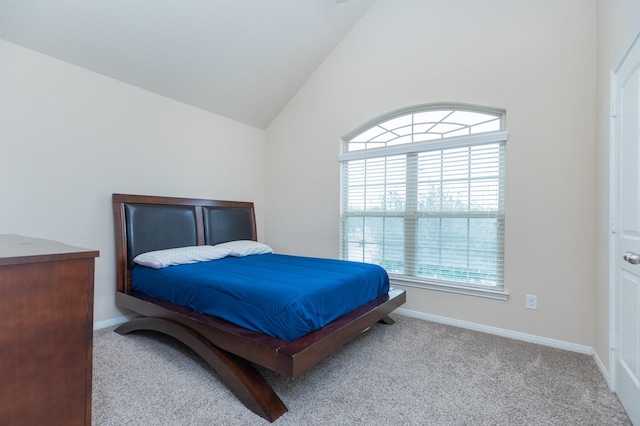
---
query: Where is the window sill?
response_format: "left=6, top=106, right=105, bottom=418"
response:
left=389, top=275, right=510, bottom=301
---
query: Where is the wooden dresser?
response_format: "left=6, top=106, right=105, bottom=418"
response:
left=0, top=234, right=99, bottom=426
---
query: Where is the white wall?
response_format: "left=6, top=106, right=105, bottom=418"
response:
left=4, top=0, right=629, bottom=375
left=594, top=0, right=640, bottom=377
left=265, top=0, right=597, bottom=346
left=0, top=39, right=266, bottom=324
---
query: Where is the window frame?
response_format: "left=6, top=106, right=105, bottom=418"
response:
left=339, top=104, right=509, bottom=300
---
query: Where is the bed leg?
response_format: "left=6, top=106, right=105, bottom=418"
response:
left=378, top=315, right=395, bottom=325
left=115, top=318, right=288, bottom=422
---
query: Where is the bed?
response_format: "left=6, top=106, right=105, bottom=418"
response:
left=112, top=193, right=406, bottom=422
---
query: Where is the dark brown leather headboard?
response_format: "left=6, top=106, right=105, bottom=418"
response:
left=112, top=193, right=256, bottom=292
left=202, top=206, right=255, bottom=246
left=124, top=203, right=199, bottom=269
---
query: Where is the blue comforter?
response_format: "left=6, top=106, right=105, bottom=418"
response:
left=131, top=253, right=390, bottom=341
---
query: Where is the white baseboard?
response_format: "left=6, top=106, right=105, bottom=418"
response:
left=95, top=308, right=594, bottom=353
left=593, top=350, right=612, bottom=389
left=93, top=314, right=138, bottom=330
left=395, top=307, right=593, bottom=355
left=93, top=307, right=612, bottom=388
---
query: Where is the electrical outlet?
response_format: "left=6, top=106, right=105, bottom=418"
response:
left=525, top=294, right=537, bottom=310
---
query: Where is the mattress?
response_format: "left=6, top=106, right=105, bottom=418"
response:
left=131, top=253, right=390, bottom=341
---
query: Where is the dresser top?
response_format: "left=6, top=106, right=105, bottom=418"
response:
left=0, top=234, right=99, bottom=266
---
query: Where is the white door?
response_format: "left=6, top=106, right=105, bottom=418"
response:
left=612, top=29, right=640, bottom=425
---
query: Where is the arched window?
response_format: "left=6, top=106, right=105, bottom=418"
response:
left=339, top=104, right=507, bottom=298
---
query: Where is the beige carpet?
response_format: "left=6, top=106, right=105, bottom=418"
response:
left=92, top=315, right=631, bottom=425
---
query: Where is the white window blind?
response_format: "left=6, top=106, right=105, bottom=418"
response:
left=339, top=105, right=507, bottom=295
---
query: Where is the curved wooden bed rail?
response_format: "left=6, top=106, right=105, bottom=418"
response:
left=115, top=317, right=287, bottom=422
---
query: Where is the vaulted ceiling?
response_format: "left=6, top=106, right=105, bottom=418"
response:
left=0, top=0, right=375, bottom=129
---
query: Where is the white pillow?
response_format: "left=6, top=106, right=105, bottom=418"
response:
left=133, top=245, right=231, bottom=269
left=213, top=240, right=273, bottom=257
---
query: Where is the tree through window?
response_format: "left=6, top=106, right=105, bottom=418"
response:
left=339, top=104, right=507, bottom=295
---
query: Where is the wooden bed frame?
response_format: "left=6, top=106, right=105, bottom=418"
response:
left=112, top=193, right=406, bottom=422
